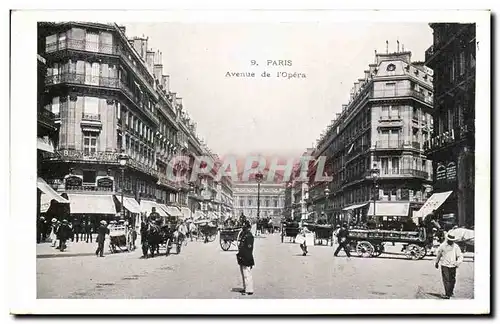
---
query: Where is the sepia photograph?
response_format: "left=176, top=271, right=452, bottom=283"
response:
left=9, top=8, right=490, bottom=315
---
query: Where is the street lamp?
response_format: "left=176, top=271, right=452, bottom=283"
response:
left=324, top=187, right=330, bottom=225
left=117, top=152, right=129, bottom=221
left=371, top=164, right=380, bottom=223
left=255, top=171, right=264, bottom=220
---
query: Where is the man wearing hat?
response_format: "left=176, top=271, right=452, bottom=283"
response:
left=57, top=219, right=71, bottom=252
left=96, top=220, right=110, bottom=257
left=434, top=233, right=464, bottom=299
left=334, top=222, right=351, bottom=258
left=236, top=220, right=255, bottom=295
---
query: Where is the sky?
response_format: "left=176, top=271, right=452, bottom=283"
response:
left=123, top=22, right=433, bottom=158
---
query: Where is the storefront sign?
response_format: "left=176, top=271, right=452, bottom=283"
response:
left=65, top=175, right=83, bottom=188
left=97, top=177, right=114, bottom=189
left=436, top=163, right=446, bottom=181
left=446, top=162, right=457, bottom=181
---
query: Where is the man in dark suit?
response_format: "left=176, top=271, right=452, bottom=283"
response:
left=95, top=220, right=109, bottom=257
left=237, top=220, right=255, bottom=295
left=334, top=222, right=351, bottom=257
left=57, top=219, right=71, bottom=252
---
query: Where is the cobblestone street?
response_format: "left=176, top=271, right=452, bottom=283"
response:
left=37, top=233, right=474, bottom=299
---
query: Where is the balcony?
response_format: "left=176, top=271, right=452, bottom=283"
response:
left=45, top=72, right=158, bottom=126
left=378, top=169, right=429, bottom=180
left=371, top=88, right=433, bottom=105
left=375, top=140, right=404, bottom=149
left=37, top=109, right=57, bottom=130
left=424, top=124, right=474, bottom=153
left=82, top=112, right=101, bottom=121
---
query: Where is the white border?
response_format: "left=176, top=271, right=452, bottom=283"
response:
left=9, top=9, right=490, bottom=315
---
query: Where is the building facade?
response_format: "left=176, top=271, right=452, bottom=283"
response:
left=233, top=182, right=285, bottom=221
left=424, top=23, right=476, bottom=228
left=37, top=22, right=232, bottom=223
left=305, top=50, right=434, bottom=227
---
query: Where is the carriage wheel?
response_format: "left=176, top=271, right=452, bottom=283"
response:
left=371, top=244, right=384, bottom=257
left=220, top=239, right=231, bottom=251
left=165, top=238, right=171, bottom=256
left=356, top=241, right=374, bottom=258
left=404, top=244, right=426, bottom=260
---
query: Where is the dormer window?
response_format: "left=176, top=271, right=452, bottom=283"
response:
left=387, top=64, right=396, bottom=72
left=414, top=69, right=419, bottom=76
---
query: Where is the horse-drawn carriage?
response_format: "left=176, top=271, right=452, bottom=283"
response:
left=310, top=224, right=334, bottom=246
left=108, top=223, right=135, bottom=253
left=141, top=216, right=185, bottom=258
left=219, top=227, right=242, bottom=251
left=281, top=221, right=300, bottom=243
left=347, top=227, right=430, bottom=260
left=195, top=219, right=218, bottom=243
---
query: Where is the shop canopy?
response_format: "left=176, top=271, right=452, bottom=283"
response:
left=37, top=177, right=69, bottom=204
left=68, top=194, right=116, bottom=214
left=161, top=205, right=183, bottom=218
left=180, top=207, right=191, bottom=220
left=367, top=202, right=410, bottom=217
left=412, top=191, right=453, bottom=223
left=140, top=200, right=167, bottom=217
left=342, top=203, right=369, bottom=211
left=37, top=137, right=54, bottom=153
left=119, top=197, right=141, bottom=214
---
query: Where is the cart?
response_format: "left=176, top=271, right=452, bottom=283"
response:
left=281, top=221, right=300, bottom=243
left=196, top=220, right=218, bottom=243
left=312, top=224, right=334, bottom=246
left=108, top=224, right=134, bottom=253
left=347, top=228, right=429, bottom=260
left=219, top=227, right=242, bottom=251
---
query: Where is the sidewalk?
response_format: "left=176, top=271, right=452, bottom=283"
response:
left=37, top=237, right=107, bottom=258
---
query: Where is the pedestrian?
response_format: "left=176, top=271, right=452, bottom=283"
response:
left=37, top=216, right=45, bottom=243
left=85, top=220, right=93, bottom=243
left=434, top=233, right=464, bottom=299
left=73, top=218, right=81, bottom=243
left=333, top=224, right=341, bottom=244
left=334, top=222, right=351, bottom=257
left=236, top=220, right=254, bottom=296
left=297, top=226, right=311, bottom=256
left=80, top=220, right=86, bottom=242
left=95, top=220, right=109, bottom=257
left=57, top=219, right=71, bottom=252
left=49, top=218, right=58, bottom=247
left=54, top=220, right=61, bottom=248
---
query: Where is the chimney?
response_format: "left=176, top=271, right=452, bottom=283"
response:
left=162, top=75, right=170, bottom=92
left=354, top=82, right=360, bottom=93
left=358, top=78, right=365, bottom=88
left=118, top=26, right=126, bottom=34
left=146, top=50, right=155, bottom=73
left=171, top=92, right=177, bottom=109
left=153, top=64, right=163, bottom=82
left=176, top=97, right=183, bottom=109
left=342, top=104, right=347, bottom=112
left=336, top=113, right=341, bottom=119
left=364, top=70, right=370, bottom=80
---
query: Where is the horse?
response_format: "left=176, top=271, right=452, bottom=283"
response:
left=447, top=227, right=474, bottom=252
left=141, top=221, right=162, bottom=258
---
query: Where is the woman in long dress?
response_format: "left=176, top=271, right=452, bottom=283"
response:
left=297, top=226, right=311, bottom=256
left=49, top=218, right=58, bottom=247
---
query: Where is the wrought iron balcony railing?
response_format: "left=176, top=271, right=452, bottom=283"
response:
left=375, top=140, right=404, bottom=149
left=371, top=88, right=433, bottom=105
left=424, top=124, right=474, bottom=152
left=82, top=112, right=101, bottom=121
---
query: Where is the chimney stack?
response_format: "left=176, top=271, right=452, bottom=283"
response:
left=153, top=64, right=163, bottom=82
left=146, top=50, right=155, bottom=74
left=342, top=104, right=347, bottom=112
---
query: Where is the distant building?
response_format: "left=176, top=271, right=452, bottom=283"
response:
left=305, top=49, right=434, bottom=227
left=424, top=23, right=476, bottom=228
left=233, top=181, right=285, bottom=221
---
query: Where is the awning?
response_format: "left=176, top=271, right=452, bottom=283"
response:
left=342, top=203, right=369, bottom=211
left=37, top=177, right=69, bottom=204
left=121, top=197, right=141, bottom=214
left=160, top=205, right=183, bottom=218
left=37, top=137, right=54, bottom=153
left=367, top=202, right=410, bottom=217
left=194, top=210, right=205, bottom=220
left=140, top=200, right=167, bottom=217
left=413, top=191, right=453, bottom=222
left=180, top=207, right=191, bottom=219
left=68, top=194, right=115, bottom=214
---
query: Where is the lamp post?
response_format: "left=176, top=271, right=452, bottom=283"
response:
left=371, top=164, right=380, bottom=223
left=324, top=187, right=330, bottom=225
left=255, top=171, right=264, bottom=220
left=117, top=152, right=129, bottom=221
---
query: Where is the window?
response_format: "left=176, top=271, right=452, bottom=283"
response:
left=448, top=109, right=454, bottom=131
left=459, top=51, right=466, bottom=76
left=381, top=158, right=389, bottom=174
left=274, top=200, right=278, bottom=208
left=381, top=106, right=389, bottom=119
left=82, top=170, right=96, bottom=183
left=390, top=106, right=399, bottom=118
left=248, top=199, right=252, bottom=206
left=58, top=33, right=67, bottom=50
left=51, top=97, right=60, bottom=115
left=45, top=34, right=57, bottom=52
left=385, top=82, right=396, bottom=96
left=116, top=103, right=121, bottom=120
left=239, top=200, right=244, bottom=207
left=85, top=32, right=99, bottom=52
left=392, top=158, right=399, bottom=174
left=265, top=200, right=269, bottom=207
left=84, top=97, right=99, bottom=115
left=83, top=131, right=98, bottom=154
left=450, top=58, right=455, bottom=82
